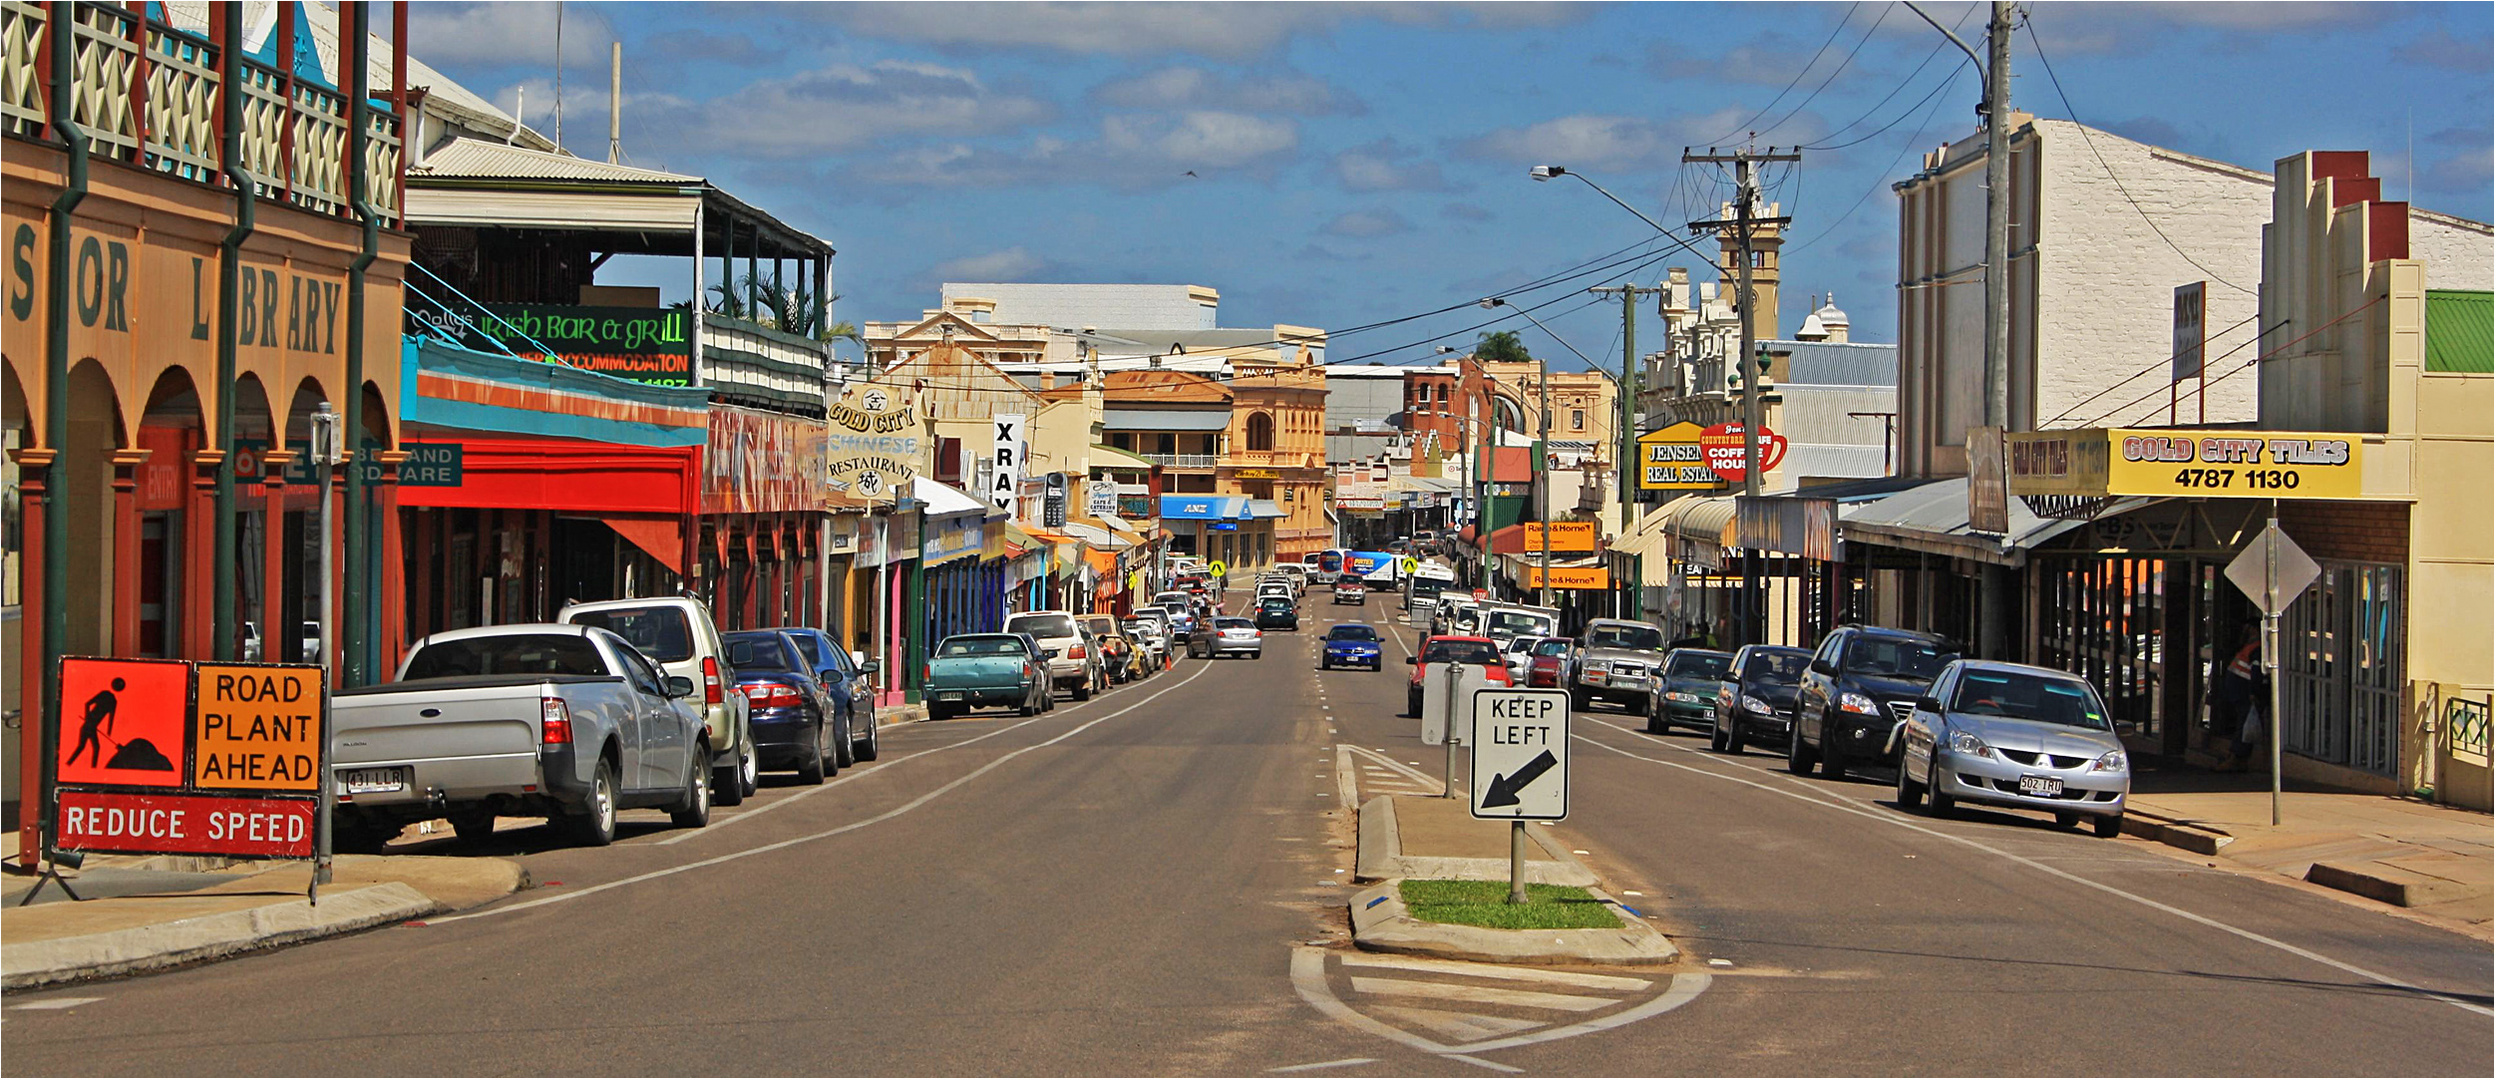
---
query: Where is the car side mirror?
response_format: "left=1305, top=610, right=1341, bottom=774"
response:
left=666, top=675, right=696, bottom=698
left=1406, top=656, right=1420, bottom=665
left=1042, top=649, right=1060, bottom=660
left=1914, top=696, right=1941, bottom=713
left=1811, top=659, right=1835, bottom=675
left=851, top=649, right=869, bottom=670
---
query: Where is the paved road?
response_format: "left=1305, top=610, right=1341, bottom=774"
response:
left=4, top=591, right=2488, bottom=1076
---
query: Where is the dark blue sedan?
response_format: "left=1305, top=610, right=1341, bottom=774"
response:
left=1320, top=623, right=1385, bottom=671
left=724, top=630, right=838, bottom=785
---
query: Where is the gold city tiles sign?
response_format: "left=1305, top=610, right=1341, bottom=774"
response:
left=2008, top=429, right=2362, bottom=500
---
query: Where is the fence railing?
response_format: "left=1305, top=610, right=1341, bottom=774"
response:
left=1133, top=452, right=1219, bottom=468
left=3, top=2, right=400, bottom=224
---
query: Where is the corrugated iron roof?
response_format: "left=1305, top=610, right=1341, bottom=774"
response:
left=413, top=138, right=702, bottom=185
left=1762, top=340, right=1900, bottom=387
left=2425, top=290, right=2493, bottom=374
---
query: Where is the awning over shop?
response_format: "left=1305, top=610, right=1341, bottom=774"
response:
left=1841, top=477, right=2135, bottom=566
left=1089, top=443, right=1159, bottom=470
left=1062, top=520, right=1127, bottom=550
left=1160, top=494, right=1251, bottom=520
left=911, top=477, right=988, bottom=518
left=1659, top=494, right=1740, bottom=548
left=1248, top=499, right=1287, bottom=519
left=600, top=514, right=685, bottom=576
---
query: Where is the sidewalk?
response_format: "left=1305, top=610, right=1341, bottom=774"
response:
left=2122, top=772, right=2492, bottom=936
left=1, top=833, right=525, bottom=989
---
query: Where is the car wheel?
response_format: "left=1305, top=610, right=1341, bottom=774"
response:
left=832, top=709, right=858, bottom=769
left=738, top=751, right=758, bottom=798
left=1926, top=758, right=1955, bottom=817
left=2054, top=811, right=2081, bottom=830
left=449, top=809, right=497, bottom=844
left=2092, top=811, right=2123, bottom=838
left=1725, top=725, right=1745, bottom=755
left=799, top=722, right=829, bottom=785
left=929, top=702, right=954, bottom=722
left=671, top=747, right=713, bottom=828
left=569, top=759, right=619, bottom=847
left=1786, top=723, right=1818, bottom=776
left=1319, top=658, right=1331, bottom=670
left=1895, top=753, right=1924, bottom=809
left=1708, top=718, right=1729, bottom=752
left=1019, top=697, right=1039, bottom=717
left=713, top=757, right=746, bottom=807
left=1072, top=677, right=1092, bottom=701
left=856, top=712, right=881, bottom=761
left=1820, top=717, right=1850, bottom=781
left=1407, top=689, right=1423, bottom=718
left=1570, top=687, right=1593, bottom=712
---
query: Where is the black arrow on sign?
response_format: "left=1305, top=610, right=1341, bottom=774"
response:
left=1481, top=750, right=1558, bottom=808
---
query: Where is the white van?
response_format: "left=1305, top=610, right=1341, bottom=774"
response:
left=560, top=597, right=758, bottom=804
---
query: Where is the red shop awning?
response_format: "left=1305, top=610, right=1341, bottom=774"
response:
left=601, top=515, right=685, bottom=576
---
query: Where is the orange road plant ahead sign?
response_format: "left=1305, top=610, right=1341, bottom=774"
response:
left=194, top=665, right=323, bottom=791
left=50, top=656, right=326, bottom=860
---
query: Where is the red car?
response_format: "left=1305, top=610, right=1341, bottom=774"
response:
left=1405, top=634, right=1510, bottom=718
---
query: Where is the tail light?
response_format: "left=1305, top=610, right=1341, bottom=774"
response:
left=743, top=682, right=805, bottom=709
left=1067, top=645, right=1087, bottom=659
left=1022, top=662, right=1037, bottom=680
left=541, top=696, right=573, bottom=746
left=701, top=656, right=724, bottom=705
left=923, top=663, right=933, bottom=683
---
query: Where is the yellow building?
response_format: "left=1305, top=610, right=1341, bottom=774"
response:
left=1223, top=347, right=1331, bottom=566
left=1480, top=360, right=1617, bottom=471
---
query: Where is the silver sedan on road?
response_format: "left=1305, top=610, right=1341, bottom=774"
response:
left=1893, top=660, right=2131, bottom=837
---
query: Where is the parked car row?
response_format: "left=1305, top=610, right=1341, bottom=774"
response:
left=331, top=596, right=878, bottom=850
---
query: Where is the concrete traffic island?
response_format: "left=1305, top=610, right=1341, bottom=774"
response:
left=1, top=853, right=526, bottom=989
left=1349, top=795, right=1677, bottom=967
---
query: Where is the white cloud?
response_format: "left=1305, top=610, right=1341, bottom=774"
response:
left=1332, top=138, right=1453, bottom=192
left=855, top=111, right=1300, bottom=190
left=1090, top=66, right=1362, bottom=115
left=931, top=247, right=1057, bottom=281
left=1323, top=208, right=1415, bottom=238
left=797, top=2, right=1590, bottom=59
left=1459, top=106, right=1769, bottom=171
left=1102, top=111, right=1300, bottom=169
left=643, top=60, right=1056, bottom=158
left=2026, top=1, right=2385, bottom=55
left=407, top=2, right=613, bottom=68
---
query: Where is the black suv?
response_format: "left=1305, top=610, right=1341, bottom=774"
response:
left=1792, top=626, right=1957, bottom=780
left=1254, top=595, right=1300, bottom=630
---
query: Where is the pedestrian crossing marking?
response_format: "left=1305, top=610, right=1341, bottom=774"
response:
left=1347, top=977, right=1617, bottom=1012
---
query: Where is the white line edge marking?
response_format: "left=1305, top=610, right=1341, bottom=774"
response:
left=429, top=662, right=1219, bottom=925
left=1265, top=1058, right=1379, bottom=1073
left=1572, top=718, right=2495, bottom=1019
left=1290, top=946, right=1710, bottom=1065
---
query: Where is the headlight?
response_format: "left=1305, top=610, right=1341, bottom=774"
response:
left=1742, top=695, right=1772, bottom=714
left=2090, top=749, right=2128, bottom=773
left=1839, top=691, right=1880, bottom=715
left=1946, top=729, right=1994, bottom=759
left=1666, top=691, right=1698, bottom=703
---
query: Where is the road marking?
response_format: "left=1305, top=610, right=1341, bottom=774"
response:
left=1369, top=1006, right=1543, bottom=1043
left=1573, top=719, right=2496, bottom=1019
left=430, top=662, right=1219, bottom=925
left=1291, top=947, right=1709, bottom=1065
left=1340, top=953, right=1653, bottom=991
left=1347, top=977, right=1618, bottom=1012
left=1265, top=1059, right=1378, bottom=1073
left=6, top=997, right=102, bottom=1011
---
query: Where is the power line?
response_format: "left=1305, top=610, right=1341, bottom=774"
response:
left=2025, top=12, right=2256, bottom=294
left=1700, top=2, right=1863, bottom=147
left=1803, top=2, right=1974, bottom=149
left=1786, top=60, right=1963, bottom=255
left=2042, top=311, right=2261, bottom=424
left=1756, top=1, right=1896, bottom=142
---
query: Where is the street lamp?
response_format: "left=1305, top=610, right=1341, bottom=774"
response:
left=306, top=401, right=341, bottom=893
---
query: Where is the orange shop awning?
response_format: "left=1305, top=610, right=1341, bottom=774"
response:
left=601, top=514, right=686, bottom=576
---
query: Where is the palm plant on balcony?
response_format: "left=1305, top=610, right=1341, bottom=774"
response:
left=708, top=274, right=864, bottom=349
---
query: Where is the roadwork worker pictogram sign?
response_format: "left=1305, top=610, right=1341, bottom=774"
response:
left=56, top=657, right=190, bottom=789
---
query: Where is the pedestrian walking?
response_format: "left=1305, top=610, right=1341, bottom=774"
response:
left=2214, top=631, right=2267, bottom=771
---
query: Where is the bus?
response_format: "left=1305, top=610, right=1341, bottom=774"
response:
left=1307, top=549, right=1345, bottom=577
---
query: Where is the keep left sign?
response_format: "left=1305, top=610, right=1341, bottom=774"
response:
left=192, top=665, right=324, bottom=792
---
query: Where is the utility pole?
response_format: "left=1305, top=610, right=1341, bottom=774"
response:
left=608, top=41, right=622, bottom=165
left=1587, top=284, right=1662, bottom=512
left=1537, top=354, right=1551, bottom=608
left=1983, top=1, right=2013, bottom=431
left=1686, top=142, right=1797, bottom=647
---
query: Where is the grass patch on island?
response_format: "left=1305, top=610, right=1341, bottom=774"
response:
left=1396, top=879, right=1624, bottom=930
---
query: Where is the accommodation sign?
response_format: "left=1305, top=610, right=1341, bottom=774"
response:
left=451, top=303, right=694, bottom=387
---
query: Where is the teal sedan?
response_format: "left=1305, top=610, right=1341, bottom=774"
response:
left=925, top=634, right=1053, bottom=720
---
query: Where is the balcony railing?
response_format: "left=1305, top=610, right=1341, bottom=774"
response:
left=703, top=317, right=830, bottom=416
left=2, top=1, right=400, bottom=224
left=1133, top=452, right=1219, bottom=468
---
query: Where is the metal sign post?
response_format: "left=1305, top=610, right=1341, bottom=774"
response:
left=310, top=403, right=340, bottom=900
left=1442, top=661, right=1463, bottom=798
left=1468, top=686, right=1571, bottom=904
left=2225, top=509, right=2319, bottom=827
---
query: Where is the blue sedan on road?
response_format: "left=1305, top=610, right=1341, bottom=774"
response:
left=1320, top=623, right=1385, bottom=671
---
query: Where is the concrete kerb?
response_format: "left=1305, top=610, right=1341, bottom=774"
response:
left=2118, top=809, right=2238, bottom=856
left=2, top=882, right=438, bottom=990
left=1349, top=879, right=1678, bottom=967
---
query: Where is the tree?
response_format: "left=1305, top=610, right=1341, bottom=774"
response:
left=1474, top=329, right=1532, bottom=364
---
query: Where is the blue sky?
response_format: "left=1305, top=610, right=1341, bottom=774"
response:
left=409, top=1, right=2493, bottom=371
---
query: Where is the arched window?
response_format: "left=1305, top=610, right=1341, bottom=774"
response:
left=1246, top=411, right=1275, bottom=451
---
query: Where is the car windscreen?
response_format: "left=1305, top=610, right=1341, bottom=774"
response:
left=1486, top=612, right=1552, bottom=638
left=403, top=634, right=609, bottom=680
left=565, top=606, right=695, bottom=663
left=1215, top=617, right=1255, bottom=629
left=1006, top=614, right=1078, bottom=640
left=1422, top=640, right=1499, bottom=665
left=1327, top=626, right=1380, bottom=642
left=1666, top=652, right=1732, bottom=680
left=1950, top=671, right=2111, bottom=729
left=939, top=636, right=1027, bottom=658
left=1532, top=638, right=1573, bottom=657
left=1847, top=636, right=1954, bottom=681
left=1744, top=652, right=1810, bottom=683
left=1582, top=624, right=1663, bottom=651
left=724, top=634, right=798, bottom=671
left=1260, top=597, right=1293, bottom=608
